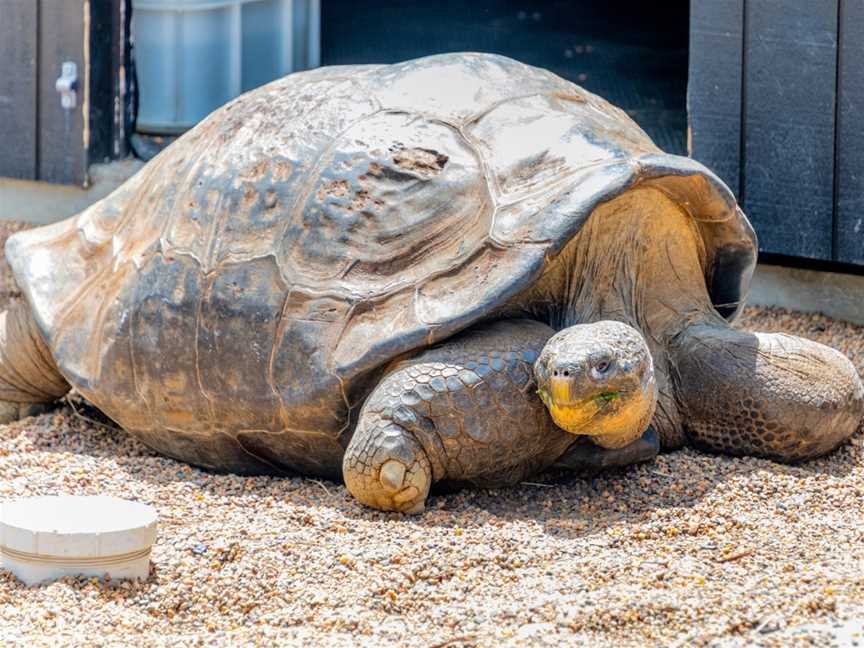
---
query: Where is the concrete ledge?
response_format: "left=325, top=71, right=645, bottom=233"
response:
left=0, top=159, right=144, bottom=225
left=749, top=263, right=864, bottom=326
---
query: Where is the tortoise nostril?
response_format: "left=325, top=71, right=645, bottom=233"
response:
left=553, top=370, right=559, bottom=377
left=563, top=370, right=570, bottom=377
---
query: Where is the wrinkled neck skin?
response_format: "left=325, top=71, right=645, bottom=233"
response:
left=500, top=186, right=726, bottom=447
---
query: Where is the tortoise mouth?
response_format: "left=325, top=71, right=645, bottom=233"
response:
left=540, top=375, right=627, bottom=409
left=537, top=386, right=624, bottom=416
left=538, top=386, right=635, bottom=436
left=543, top=388, right=653, bottom=448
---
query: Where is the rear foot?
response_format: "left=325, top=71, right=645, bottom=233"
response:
left=674, top=323, right=864, bottom=462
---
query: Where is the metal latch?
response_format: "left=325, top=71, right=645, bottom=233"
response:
left=55, top=61, right=78, bottom=110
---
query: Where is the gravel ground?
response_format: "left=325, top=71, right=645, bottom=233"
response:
left=1, top=221, right=863, bottom=647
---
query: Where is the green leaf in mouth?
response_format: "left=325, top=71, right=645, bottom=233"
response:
left=595, top=391, right=619, bottom=403
left=536, top=387, right=551, bottom=407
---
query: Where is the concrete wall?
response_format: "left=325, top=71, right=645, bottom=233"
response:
left=749, top=264, right=864, bottom=325
left=0, top=160, right=143, bottom=225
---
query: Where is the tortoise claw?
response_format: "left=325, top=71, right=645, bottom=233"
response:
left=343, top=422, right=432, bottom=514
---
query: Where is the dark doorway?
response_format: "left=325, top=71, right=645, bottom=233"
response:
left=322, top=0, right=689, bottom=154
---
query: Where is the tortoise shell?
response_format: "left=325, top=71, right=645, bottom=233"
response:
left=7, top=53, right=756, bottom=476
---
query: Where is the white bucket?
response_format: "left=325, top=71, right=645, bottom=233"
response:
left=0, top=496, right=158, bottom=585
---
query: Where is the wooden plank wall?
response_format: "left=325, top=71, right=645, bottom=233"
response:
left=743, top=1, right=838, bottom=261
left=687, top=0, right=743, bottom=197
left=88, top=0, right=133, bottom=165
left=37, top=0, right=87, bottom=185
left=836, top=0, right=864, bottom=265
left=689, top=0, right=863, bottom=265
left=1, top=0, right=130, bottom=186
left=0, top=1, right=39, bottom=180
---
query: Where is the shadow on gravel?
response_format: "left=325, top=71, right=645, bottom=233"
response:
left=8, top=396, right=862, bottom=544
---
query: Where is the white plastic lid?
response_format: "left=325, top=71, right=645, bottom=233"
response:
left=0, top=496, right=157, bottom=585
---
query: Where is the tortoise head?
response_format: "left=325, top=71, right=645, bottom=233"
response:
left=534, top=321, right=657, bottom=448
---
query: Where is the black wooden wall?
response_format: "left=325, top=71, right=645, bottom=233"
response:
left=0, top=0, right=132, bottom=186
left=323, top=0, right=689, bottom=155
left=689, top=0, right=864, bottom=266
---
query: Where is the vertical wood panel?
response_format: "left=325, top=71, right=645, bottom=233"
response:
left=88, top=0, right=131, bottom=164
left=687, top=0, right=743, bottom=197
left=88, top=0, right=126, bottom=164
left=743, top=0, right=838, bottom=260
left=38, top=0, right=87, bottom=185
left=836, top=0, right=864, bottom=264
left=0, top=0, right=38, bottom=179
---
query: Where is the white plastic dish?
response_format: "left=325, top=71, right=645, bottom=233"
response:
left=0, top=496, right=157, bottom=585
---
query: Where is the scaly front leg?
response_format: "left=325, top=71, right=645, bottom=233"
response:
left=344, top=318, right=665, bottom=513
left=343, top=320, right=575, bottom=513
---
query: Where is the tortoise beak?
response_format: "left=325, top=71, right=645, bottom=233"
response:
left=549, top=373, right=577, bottom=405
left=544, top=376, right=608, bottom=434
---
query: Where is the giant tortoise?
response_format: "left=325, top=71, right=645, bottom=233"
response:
left=3, top=53, right=862, bottom=512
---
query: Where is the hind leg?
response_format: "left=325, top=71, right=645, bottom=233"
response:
left=0, top=304, right=69, bottom=423
left=672, top=320, right=864, bottom=462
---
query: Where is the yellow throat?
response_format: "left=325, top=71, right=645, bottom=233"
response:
left=538, top=380, right=650, bottom=449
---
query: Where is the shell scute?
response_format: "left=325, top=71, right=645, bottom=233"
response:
left=279, top=110, right=491, bottom=296
left=197, top=256, right=287, bottom=433
left=270, top=289, right=352, bottom=433
left=127, top=254, right=212, bottom=433
left=160, top=73, right=381, bottom=269
left=371, top=53, right=562, bottom=124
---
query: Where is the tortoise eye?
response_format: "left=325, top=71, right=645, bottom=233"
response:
left=592, top=357, right=615, bottom=376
